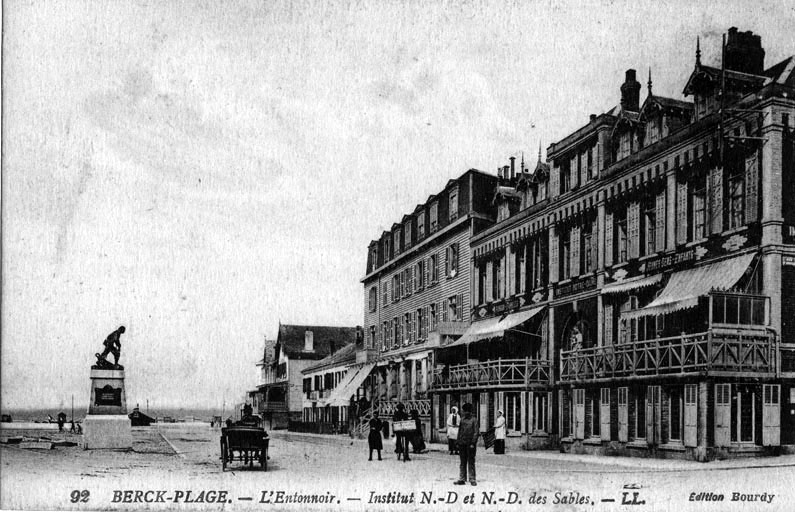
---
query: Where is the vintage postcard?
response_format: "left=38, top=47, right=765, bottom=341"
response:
left=2, top=1, right=794, bottom=511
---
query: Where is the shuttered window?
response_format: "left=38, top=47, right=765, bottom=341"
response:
left=628, top=202, right=640, bottom=259
left=676, top=180, right=688, bottom=244
left=550, top=230, right=559, bottom=283
left=603, top=303, right=614, bottom=346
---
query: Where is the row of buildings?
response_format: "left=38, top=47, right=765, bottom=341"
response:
left=250, top=28, right=795, bottom=460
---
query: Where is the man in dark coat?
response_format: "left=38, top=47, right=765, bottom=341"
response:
left=392, top=403, right=410, bottom=462
left=454, top=403, right=479, bottom=486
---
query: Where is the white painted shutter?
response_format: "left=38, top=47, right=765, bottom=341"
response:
left=714, top=383, right=731, bottom=447
left=550, top=230, right=559, bottom=283
left=684, top=384, right=698, bottom=447
left=618, top=387, right=628, bottom=442
left=710, top=167, right=724, bottom=234
left=603, top=303, right=614, bottom=346
left=570, top=225, right=581, bottom=277
left=600, top=388, right=611, bottom=441
left=676, top=180, right=688, bottom=244
left=655, top=189, right=666, bottom=252
left=646, top=385, right=660, bottom=445
left=574, top=389, right=585, bottom=440
left=520, top=392, right=528, bottom=434
left=745, top=150, right=759, bottom=222
left=628, top=202, right=640, bottom=259
left=763, top=384, right=781, bottom=446
left=604, top=211, right=613, bottom=266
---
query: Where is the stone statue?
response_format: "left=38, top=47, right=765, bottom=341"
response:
left=94, top=326, right=125, bottom=370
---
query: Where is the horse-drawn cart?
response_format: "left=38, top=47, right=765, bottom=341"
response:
left=220, top=426, right=269, bottom=471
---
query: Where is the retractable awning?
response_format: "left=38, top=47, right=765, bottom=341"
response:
left=601, top=274, right=663, bottom=295
left=444, top=306, right=545, bottom=348
left=324, top=362, right=376, bottom=407
left=624, top=252, right=756, bottom=319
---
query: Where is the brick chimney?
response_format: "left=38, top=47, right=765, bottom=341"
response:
left=509, top=157, right=516, bottom=180
left=725, top=27, right=765, bottom=75
left=620, top=69, right=641, bottom=112
left=304, top=330, right=314, bottom=352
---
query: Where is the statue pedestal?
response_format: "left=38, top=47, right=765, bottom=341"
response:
left=83, top=369, right=132, bottom=450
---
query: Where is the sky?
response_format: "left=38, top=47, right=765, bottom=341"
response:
left=2, top=0, right=794, bottom=411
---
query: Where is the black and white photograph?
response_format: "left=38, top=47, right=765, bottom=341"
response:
left=2, top=1, right=795, bottom=511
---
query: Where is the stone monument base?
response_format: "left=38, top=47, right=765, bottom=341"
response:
left=82, top=415, right=132, bottom=450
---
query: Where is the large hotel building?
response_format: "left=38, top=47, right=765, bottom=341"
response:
left=338, top=27, right=793, bottom=460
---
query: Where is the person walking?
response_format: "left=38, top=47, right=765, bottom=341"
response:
left=454, top=403, right=479, bottom=486
left=446, top=406, right=460, bottom=455
left=367, top=412, right=383, bottom=461
left=392, top=403, right=410, bottom=462
left=494, top=409, right=506, bottom=454
left=409, top=409, right=426, bottom=453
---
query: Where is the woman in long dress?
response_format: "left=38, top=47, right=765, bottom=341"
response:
left=368, top=412, right=383, bottom=461
left=494, top=409, right=506, bottom=454
left=446, top=406, right=460, bottom=455
left=410, top=409, right=426, bottom=453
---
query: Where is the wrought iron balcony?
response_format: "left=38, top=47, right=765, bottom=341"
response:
left=431, top=358, right=551, bottom=391
left=377, top=399, right=431, bottom=417
left=560, top=328, right=776, bottom=382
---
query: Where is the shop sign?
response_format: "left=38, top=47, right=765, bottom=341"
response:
left=556, top=275, right=596, bottom=298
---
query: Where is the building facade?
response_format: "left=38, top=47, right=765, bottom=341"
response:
left=361, top=169, right=498, bottom=440
left=432, top=28, right=795, bottom=459
left=251, top=324, right=358, bottom=429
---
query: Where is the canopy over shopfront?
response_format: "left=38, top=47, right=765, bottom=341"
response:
left=445, top=306, right=545, bottom=349
left=324, top=362, right=376, bottom=407
left=601, top=274, right=663, bottom=295
left=624, top=252, right=756, bottom=319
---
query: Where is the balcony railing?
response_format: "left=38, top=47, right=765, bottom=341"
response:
left=377, top=399, right=431, bottom=417
left=560, top=329, right=776, bottom=382
left=431, top=358, right=551, bottom=390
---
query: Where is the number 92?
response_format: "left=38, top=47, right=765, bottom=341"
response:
left=70, top=490, right=90, bottom=503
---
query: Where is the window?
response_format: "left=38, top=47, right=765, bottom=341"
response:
left=478, top=263, right=488, bottom=305
left=446, top=243, right=459, bottom=278
left=505, top=393, right=521, bottom=431
left=391, top=274, right=400, bottom=302
left=430, top=254, right=439, bottom=283
left=448, top=295, right=459, bottom=321
left=368, top=286, right=378, bottom=312
left=514, top=244, right=525, bottom=295
left=644, top=195, right=656, bottom=256
left=417, top=212, right=425, bottom=239
left=414, top=260, right=425, bottom=290
left=711, top=294, right=766, bottom=325
left=729, top=171, right=745, bottom=229
left=449, top=188, right=459, bottom=222
left=692, top=180, right=707, bottom=241
left=382, top=281, right=389, bottom=306
left=561, top=160, right=572, bottom=193
left=668, top=387, right=683, bottom=442
left=583, top=226, right=594, bottom=273
left=404, top=313, right=411, bottom=345
left=393, top=229, right=402, bottom=255
left=631, top=387, right=646, bottom=440
left=416, top=308, right=424, bottom=340
left=369, top=245, right=378, bottom=272
left=615, top=209, right=628, bottom=263
left=404, top=221, right=412, bottom=249
left=384, top=238, right=391, bottom=261
left=382, top=322, right=389, bottom=351
left=430, top=303, right=437, bottom=331
left=532, top=392, right=549, bottom=433
left=429, top=202, right=438, bottom=233
left=392, top=317, right=400, bottom=349
left=560, top=228, right=571, bottom=280
left=587, top=390, right=600, bottom=438
left=403, top=268, right=413, bottom=297
left=492, top=255, right=503, bottom=300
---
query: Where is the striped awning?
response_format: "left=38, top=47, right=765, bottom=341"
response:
left=324, top=362, right=376, bottom=407
left=601, top=274, right=663, bottom=295
left=444, top=306, right=545, bottom=348
left=624, top=252, right=756, bottom=319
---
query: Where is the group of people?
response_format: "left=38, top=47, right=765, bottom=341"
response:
left=365, top=403, right=427, bottom=462
left=364, top=402, right=509, bottom=486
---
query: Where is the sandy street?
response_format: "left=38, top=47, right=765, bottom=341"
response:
left=2, top=425, right=794, bottom=512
